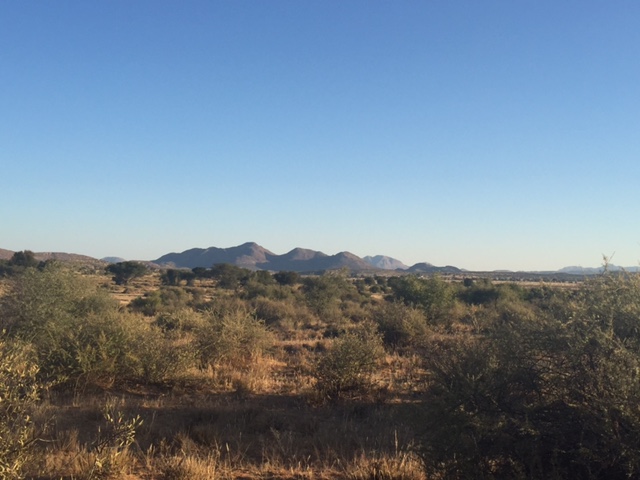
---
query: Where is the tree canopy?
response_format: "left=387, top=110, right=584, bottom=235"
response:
left=106, top=261, right=148, bottom=285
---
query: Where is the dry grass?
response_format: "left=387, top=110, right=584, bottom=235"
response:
left=6, top=268, right=431, bottom=479
left=26, top=389, right=423, bottom=479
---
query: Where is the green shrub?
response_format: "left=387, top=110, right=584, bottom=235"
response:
left=195, top=307, right=274, bottom=368
left=313, top=324, right=385, bottom=401
left=0, top=264, right=194, bottom=388
left=418, top=304, right=640, bottom=479
left=1, top=262, right=109, bottom=335
left=154, top=308, right=205, bottom=332
left=1, top=264, right=127, bottom=386
left=129, top=287, right=192, bottom=316
left=252, top=297, right=297, bottom=326
left=388, top=275, right=457, bottom=325
left=372, top=301, right=429, bottom=349
left=118, top=313, right=197, bottom=384
left=303, top=273, right=358, bottom=319
left=578, top=271, right=640, bottom=341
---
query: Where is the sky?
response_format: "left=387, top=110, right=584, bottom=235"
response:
left=1, top=1, right=639, bottom=271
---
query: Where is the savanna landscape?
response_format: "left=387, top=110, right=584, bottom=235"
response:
left=2, top=251, right=640, bottom=479
left=4, top=1, right=639, bottom=478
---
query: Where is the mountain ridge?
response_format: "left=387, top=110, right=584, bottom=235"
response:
left=363, top=255, right=408, bottom=270
left=2, top=245, right=637, bottom=275
left=154, top=243, right=376, bottom=272
left=152, top=243, right=470, bottom=274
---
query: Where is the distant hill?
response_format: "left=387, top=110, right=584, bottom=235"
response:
left=154, top=242, right=276, bottom=269
left=557, top=265, right=640, bottom=275
left=0, top=249, right=103, bottom=264
left=154, top=242, right=374, bottom=272
left=406, top=262, right=463, bottom=274
left=33, top=252, right=103, bottom=264
left=101, top=256, right=127, bottom=264
left=363, top=255, right=408, bottom=270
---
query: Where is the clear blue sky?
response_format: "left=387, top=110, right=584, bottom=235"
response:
left=2, top=1, right=639, bottom=271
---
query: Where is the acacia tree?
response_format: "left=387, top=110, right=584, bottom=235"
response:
left=274, top=271, right=300, bottom=286
left=0, top=251, right=40, bottom=277
left=106, top=261, right=148, bottom=285
left=10, top=250, right=39, bottom=268
left=209, top=263, right=250, bottom=290
left=160, top=269, right=194, bottom=286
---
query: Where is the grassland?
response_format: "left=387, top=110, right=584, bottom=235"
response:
left=2, top=261, right=640, bottom=479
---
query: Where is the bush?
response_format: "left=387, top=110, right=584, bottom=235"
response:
left=0, top=264, right=192, bottom=388
left=252, top=297, right=298, bottom=326
left=578, top=270, right=640, bottom=341
left=0, top=336, right=41, bottom=479
left=1, top=262, right=110, bottom=335
left=303, top=273, right=358, bottom=319
left=372, top=301, right=430, bottom=349
left=195, top=307, right=274, bottom=368
left=388, top=275, right=457, bottom=325
left=313, top=324, right=385, bottom=401
left=418, top=303, right=640, bottom=479
left=129, top=287, right=192, bottom=316
left=1, top=264, right=127, bottom=386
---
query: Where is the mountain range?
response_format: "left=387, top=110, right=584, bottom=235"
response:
left=2, top=244, right=637, bottom=275
left=152, top=242, right=430, bottom=273
left=153, top=245, right=639, bottom=274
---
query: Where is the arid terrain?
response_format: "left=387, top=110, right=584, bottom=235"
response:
left=2, top=253, right=640, bottom=479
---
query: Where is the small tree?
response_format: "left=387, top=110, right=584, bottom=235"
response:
left=10, top=251, right=39, bottom=268
left=160, top=269, right=181, bottom=286
left=274, top=271, right=300, bottom=286
left=0, top=251, right=40, bottom=277
left=106, top=261, right=148, bottom=286
left=209, top=263, right=250, bottom=290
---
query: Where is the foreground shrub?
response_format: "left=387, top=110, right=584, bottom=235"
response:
left=1, top=264, right=193, bottom=388
left=1, top=264, right=127, bottom=386
left=0, top=336, right=41, bottom=479
left=418, top=309, right=640, bottom=479
left=313, top=324, right=385, bottom=401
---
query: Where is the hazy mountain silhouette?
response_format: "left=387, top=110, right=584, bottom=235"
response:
left=154, top=243, right=374, bottom=272
left=557, top=265, right=640, bottom=274
left=101, top=256, right=127, bottom=264
left=406, top=262, right=463, bottom=274
left=363, top=255, right=408, bottom=270
left=154, top=242, right=276, bottom=269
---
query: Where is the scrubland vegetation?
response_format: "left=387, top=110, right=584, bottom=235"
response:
left=2, top=251, right=640, bottom=479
